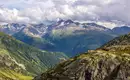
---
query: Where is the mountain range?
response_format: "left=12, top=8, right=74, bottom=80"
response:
left=0, top=19, right=130, bottom=56
left=35, top=32, right=130, bottom=80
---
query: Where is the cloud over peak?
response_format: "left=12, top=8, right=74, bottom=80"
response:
left=0, top=0, right=129, bottom=27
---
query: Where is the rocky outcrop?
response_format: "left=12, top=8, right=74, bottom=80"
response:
left=35, top=50, right=130, bottom=80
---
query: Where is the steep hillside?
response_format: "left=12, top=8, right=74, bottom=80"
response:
left=35, top=33, right=130, bottom=80
left=0, top=32, right=68, bottom=79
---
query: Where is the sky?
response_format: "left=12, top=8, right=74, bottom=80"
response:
left=0, top=0, right=129, bottom=28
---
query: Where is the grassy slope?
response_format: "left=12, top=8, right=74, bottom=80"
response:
left=0, top=69, right=32, bottom=80
left=0, top=32, right=68, bottom=79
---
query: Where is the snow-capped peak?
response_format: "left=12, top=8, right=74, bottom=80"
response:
left=56, top=18, right=63, bottom=22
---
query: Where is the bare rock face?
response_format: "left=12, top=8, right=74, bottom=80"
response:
left=35, top=33, right=130, bottom=80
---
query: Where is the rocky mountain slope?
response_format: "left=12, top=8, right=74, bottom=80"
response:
left=0, top=32, right=68, bottom=79
left=35, top=33, right=130, bottom=80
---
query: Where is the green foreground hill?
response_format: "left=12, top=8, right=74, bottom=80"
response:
left=0, top=32, right=68, bottom=80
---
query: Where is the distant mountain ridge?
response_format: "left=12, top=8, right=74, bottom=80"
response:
left=0, top=19, right=129, bottom=37
left=0, top=19, right=112, bottom=37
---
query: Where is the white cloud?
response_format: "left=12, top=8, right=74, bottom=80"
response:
left=0, top=0, right=129, bottom=27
